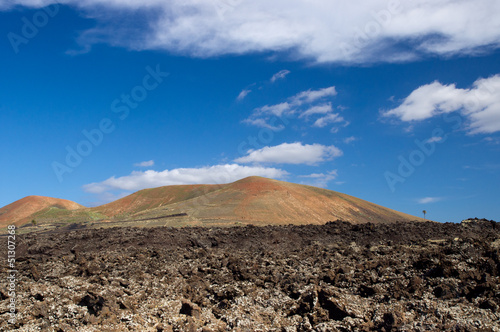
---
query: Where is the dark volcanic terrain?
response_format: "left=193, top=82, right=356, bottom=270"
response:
left=1, top=220, right=500, bottom=331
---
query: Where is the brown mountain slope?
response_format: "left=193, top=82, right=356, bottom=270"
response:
left=0, top=196, right=84, bottom=227
left=92, top=183, right=227, bottom=218
left=112, top=176, right=423, bottom=225
left=1, top=177, right=423, bottom=228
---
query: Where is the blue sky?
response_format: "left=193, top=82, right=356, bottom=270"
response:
left=1, top=0, right=499, bottom=222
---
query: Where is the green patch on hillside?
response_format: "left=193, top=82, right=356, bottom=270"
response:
left=31, top=207, right=108, bottom=225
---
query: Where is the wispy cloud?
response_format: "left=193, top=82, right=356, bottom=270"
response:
left=483, top=137, right=500, bottom=145
left=83, top=164, right=289, bottom=194
left=5, top=1, right=500, bottom=64
left=252, top=102, right=292, bottom=118
left=242, top=118, right=285, bottom=131
left=343, top=136, right=357, bottom=144
left=270, top=69, right=290, bottom=83
left=417, top=197, right=444, bottom=204
left=291, top=87, right=337, bottom=106
left=86, top=191, right=130, bottom=207
left=383, top=74, right=500, bottom=134
left=237, top=89, right=251, bottom=101
left=312, top=113, right=345, bottom=128
left=244, top=86, right=347, bottom=131
left=134, top=160, right=154, bottom=167
left=299, top=170, right=338, bottom=188
left=463, top=163, right=500, bottom=171
left=426, top=137, right=443, bottom=143
left=235, top=142, right=342, bottom=165
left=299, top=104, right=333, bottom=119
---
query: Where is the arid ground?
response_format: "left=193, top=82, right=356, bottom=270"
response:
left=1, top=219, right=499, bottom=331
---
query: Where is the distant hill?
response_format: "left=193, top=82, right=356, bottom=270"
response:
left=92, top=183, right=226, bottom=218
left=104, top=176, right=422, bottom=226
left=0, top=177, right=423, bottom=229
left=0, top=196, right=84, bottom=227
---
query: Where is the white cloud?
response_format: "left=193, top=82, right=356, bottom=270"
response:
left=417, top=197, right=443, bottom=204
left=343, top=136, right=357, bottom=144
left=426, top=137, right=443, bottom=143
left=299, top=170, right=338, bottom=188
left=83, top=164, right=289, bottom=194
left=235, top=142, right=342, bottom=165
left=383, top=82, right=467, bottom=121
left=299, top=104, right=333, bottom=118
left=86, top=191, right=130, bottom=207
left=463, top=163, right=500, bottom=171
left=244, top=86, right=346, bottom=130
left=134, top=160, right=154, bottom=167
left=270, top=69, right=290, bottom=83
left=253, top=102, right=292, bottom=117
left=312, top=113, right=345, bottom=128
left=237, top=89, right=251, bottom=101
left=242, top=118, right=285, bottom=131
left=483, top=137, right=500, bottom=145
left=291, top=87, right=337, bottom=106
left=383, top=74, right=500, bottom=134
left=4, top=1, right=500, bottom=64
left=243, top=102, right=292, bottom=130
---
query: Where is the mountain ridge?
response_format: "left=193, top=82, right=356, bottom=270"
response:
left=0, top=195, right=85, bottom=227
left=0, top=176, right=424, bottom=228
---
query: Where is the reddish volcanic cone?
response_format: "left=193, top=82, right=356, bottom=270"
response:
left=0, top=196, right=84, bottom=227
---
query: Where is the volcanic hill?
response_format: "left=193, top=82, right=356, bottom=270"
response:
left=0, top=177, right=423, bottom=230
left=0, top=195, right=84, bottom=228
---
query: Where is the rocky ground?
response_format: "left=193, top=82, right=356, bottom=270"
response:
left=1, top=219, right=500, bottom=331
